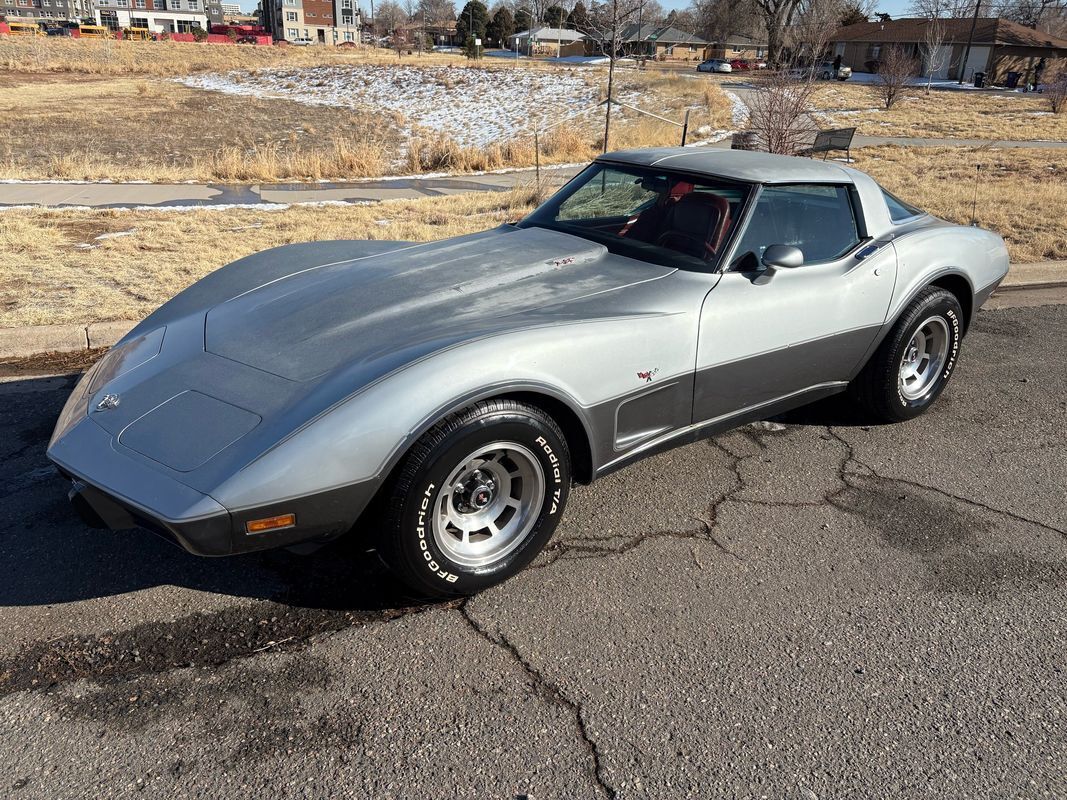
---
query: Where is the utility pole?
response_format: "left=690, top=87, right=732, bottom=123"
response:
left=958, top=0, right=980, bottom=85
left=603, top=0, right=617, bottom=152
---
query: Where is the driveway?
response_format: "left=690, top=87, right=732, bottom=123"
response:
left=0, top=300, right=1064, bottom=799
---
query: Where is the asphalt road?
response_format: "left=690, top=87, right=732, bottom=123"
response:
left=1, top=301, right=1065, bottom=799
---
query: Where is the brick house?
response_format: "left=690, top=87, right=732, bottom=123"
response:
left=830, top=17, right=1067, bottom=84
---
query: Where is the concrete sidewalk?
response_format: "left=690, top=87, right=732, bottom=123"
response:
left=1, top=263, right=1062, bottom=360
left=0, top=167, right=581, bottom=210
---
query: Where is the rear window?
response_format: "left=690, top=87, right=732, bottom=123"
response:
left=882, top=188, right=924, bottom=222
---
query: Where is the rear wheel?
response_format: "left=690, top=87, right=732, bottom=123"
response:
left=379, top=399, right=571, bottom=597
left=851, top=286, right=963, bottom=422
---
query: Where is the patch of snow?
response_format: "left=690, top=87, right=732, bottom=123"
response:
left=180, top=64, right=601, bottom=148
left=722, top=89, right=749, bottom=127
left=94, top=229, right=137, bottom=240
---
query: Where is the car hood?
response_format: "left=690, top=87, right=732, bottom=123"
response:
left=205, top=225, right=669, bottom=382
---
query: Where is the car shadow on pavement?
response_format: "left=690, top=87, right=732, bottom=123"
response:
left=0, top=373, right=420, bottom=613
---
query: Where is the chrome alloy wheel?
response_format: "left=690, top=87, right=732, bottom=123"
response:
left=432, top=442, right=545, bottom=569
left=898, top=316, right=950, bottom=401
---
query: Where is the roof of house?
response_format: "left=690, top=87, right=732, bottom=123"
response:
left=510, top=26, right=586, bottom=42
left=830, top=17, right=1067, bottom=49
left=711, top=32, right=768, bottom=47
left=619, top=23, right=708, bottom=46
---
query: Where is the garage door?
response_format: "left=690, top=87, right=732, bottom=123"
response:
left=961, top=45, right=990, bottom=82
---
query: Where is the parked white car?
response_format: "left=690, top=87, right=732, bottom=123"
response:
left=820, top=61, right=852, bottom=80
left=290, top=37, right=314, bottom=46
left=697, top=58, right=732, bottom=73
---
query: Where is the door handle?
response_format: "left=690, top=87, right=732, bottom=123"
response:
left=855, top=244, right=880, bottom=261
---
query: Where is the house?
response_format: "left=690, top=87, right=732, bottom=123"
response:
left=616, top=22, right=708, bottom=61
left=830, top=17, right=1067, bottom=84
left=705, top=32, right=767, bottom=62
left=508, top=26, right=586, bottom=56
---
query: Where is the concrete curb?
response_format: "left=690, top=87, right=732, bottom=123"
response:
left=0, top=262, right=1063, bottom=361
left=0, top=321, right=132, bottom=360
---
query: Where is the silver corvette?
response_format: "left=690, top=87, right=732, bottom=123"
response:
left=49, top=149, right=1009, bottom=596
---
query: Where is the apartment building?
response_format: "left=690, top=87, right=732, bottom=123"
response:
left=92, top=0, right=223, bottom=32
left=264, top=0, right=361, bottom=44
left=1, top=0, right=93, bottom=21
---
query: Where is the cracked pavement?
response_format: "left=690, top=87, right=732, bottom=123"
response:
left=0, top=302, right=1064, bottom=799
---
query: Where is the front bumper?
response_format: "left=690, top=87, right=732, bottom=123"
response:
left=50, top=414, right=377, bottom=556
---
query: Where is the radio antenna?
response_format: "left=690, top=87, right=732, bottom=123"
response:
left=970, top=164, right=982, bottom=226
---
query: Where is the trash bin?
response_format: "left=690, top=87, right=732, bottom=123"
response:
left=974, top=71, right=986, bottom=88
left=731, top=131, right=759, bottom=151
left=1006, top=71, right=1020, bottom=89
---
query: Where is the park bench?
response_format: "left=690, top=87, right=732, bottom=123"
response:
left=798, top=127, right=856, bottom=160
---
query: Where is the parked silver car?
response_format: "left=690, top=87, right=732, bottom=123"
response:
left=49, top=149, right=1009, bottom=596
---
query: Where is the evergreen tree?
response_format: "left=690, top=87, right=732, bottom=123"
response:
left=544, top=3, right=566, bottom=26
left=486, top=5, right=515, bottom=46
left=514, top=7, right=533, bottom=31
left=455, top=0, right=489, bottom=43
left=567, top=0, right=590, bottom=29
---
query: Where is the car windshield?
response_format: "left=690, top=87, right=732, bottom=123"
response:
left=518, top=162, right=751, bottom=271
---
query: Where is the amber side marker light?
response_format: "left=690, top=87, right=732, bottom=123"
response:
left=245, top=513, right=296, bottom=534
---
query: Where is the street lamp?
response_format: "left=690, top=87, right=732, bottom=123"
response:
left=511, top=4, right=535, bottom=58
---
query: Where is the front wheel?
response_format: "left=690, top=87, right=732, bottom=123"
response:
left=850, top=286, right=964, bottom=422
left=379, top=399, right=571, bottom=597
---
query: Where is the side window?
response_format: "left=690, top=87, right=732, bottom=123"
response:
left=731, top=184, right=861, bottom=268
left=882, top=187, right=924, bottom=222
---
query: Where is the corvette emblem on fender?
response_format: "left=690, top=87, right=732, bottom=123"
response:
left=95, top=394, right=121, bottom=412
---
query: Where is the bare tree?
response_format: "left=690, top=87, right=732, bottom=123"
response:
left=746, top=68, right=821, bottom=154
left=993, top=0, right=1067, bottom=34
left=790, top=0, right=850, bottom=65
left=752, top=0, right=804, bottom=66
left=876, top=44, right=918, bottom=108
left=907, top=0, right=975, bottom=17
left=690, top=0, right=762, bottom=44
left=1046, top=59, right=1067, bottom=113
left=919, top=15, right=948, bottom=91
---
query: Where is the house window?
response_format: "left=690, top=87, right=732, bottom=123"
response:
left=187, top=0, right=197, bottom=8
left=285, top=11, right=295, bottom=20
left=135, top=0, right=145, bottom=7
left=176, top=17, right=195, bottom=30
left=116, top=0, right=127, bottom=7
left=287, top=26, right=297, bottom=36
left=130, top=14, right=147, bottom=25
left=168, top=0, right=180, bottom=8
left=869, top=44, right=881, bottom=60
left=344, top=30, right=353, bottom=40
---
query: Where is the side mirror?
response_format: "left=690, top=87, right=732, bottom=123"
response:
left=762, top=244, right=804, bottom=270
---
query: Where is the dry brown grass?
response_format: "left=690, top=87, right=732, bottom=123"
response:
left=851, top=145, right=1066, bottom=262
left=0, top=188, right=543, bottom=327
left=0, top=75, right=400, bottom=181
left=812, top=82, right=1067, bottom=141
left=0, top=66, right=735, bottom=182
left=0, top=36, right=465, bottom=76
